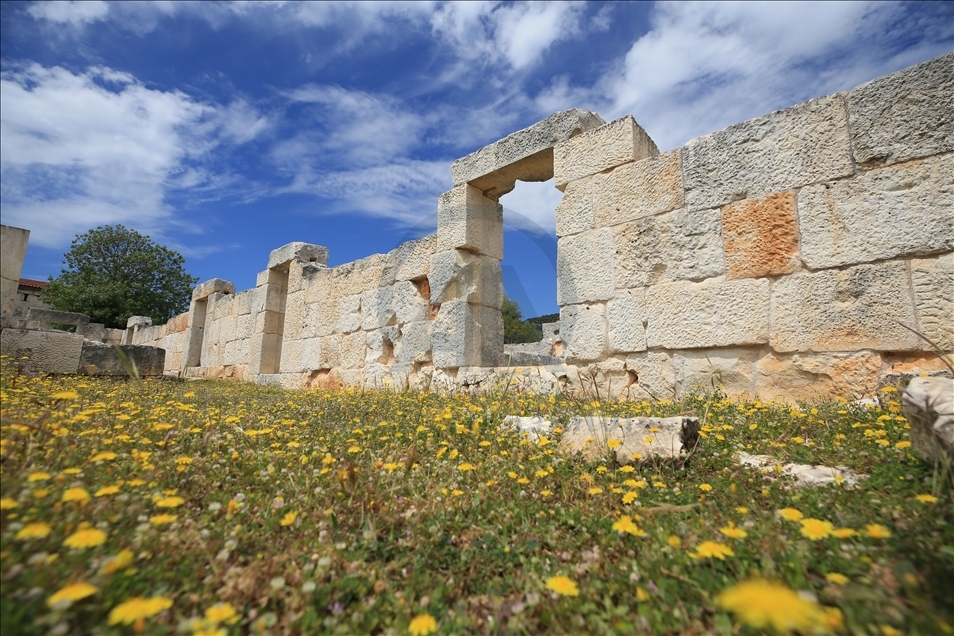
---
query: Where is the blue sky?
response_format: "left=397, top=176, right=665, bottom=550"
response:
left=2, top=1, right=951, bottom=319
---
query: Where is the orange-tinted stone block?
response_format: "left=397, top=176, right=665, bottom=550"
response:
left=722, top=191, right=800, bottom=279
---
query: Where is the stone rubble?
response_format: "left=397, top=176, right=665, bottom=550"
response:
left=902, top=375, right=954, bottom=465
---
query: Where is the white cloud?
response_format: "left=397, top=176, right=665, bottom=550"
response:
left=499, top=179, right=563, bottom=234
left=27, top=0, right=109, bottom=26
left=538, top=1, right=952, bottom=151
left=0, top=63, right=264, bottom=248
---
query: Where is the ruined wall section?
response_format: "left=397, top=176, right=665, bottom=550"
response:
left=279, top=234, right=439, bottom=389
left=553, top=53, right=953, bottom=401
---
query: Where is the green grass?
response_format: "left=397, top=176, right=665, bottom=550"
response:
left=1, top=358, right=951, bottom=634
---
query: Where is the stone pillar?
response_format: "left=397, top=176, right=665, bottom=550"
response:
left=183, top=279, right=234, bottom=371
left=431, top=185, right=504, bottom=368
left=1, top=225, right=30, bottom=328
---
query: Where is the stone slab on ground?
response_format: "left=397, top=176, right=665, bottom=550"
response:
left=561, top=416, right=700, bottom=464
left=736, top=451, right=866, bottom=488
left=902, top=376, right=954, bottom=465
left=501, top=415, right=553, bottom=441
left=78, top=342, right=166, bottom=377
left=0, top=328, right=86, bottom=374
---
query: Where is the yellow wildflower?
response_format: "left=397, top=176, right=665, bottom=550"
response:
left=95, top=485, right=121, bottom=497
left=155, top=496, right=184, bottom=508
left=457, top=462, right=476, bottom=471
left=699, top=483, right=713, bottom=492
left=204, top=602, right=239, bottom=624
left=667, top=535, right=681, bottom=548
left=719, top=523, right=748, bottom=540
left=408, top=612, right=438, bottom=635
left=825, top=572, right=849, bottom=586
left=545, top=575, right=580, bottom=597
left=27, top=472, right=52, bottom=482
left=612, top=515, right=645, bottom=537
left=0, top=498, right=19, bottom=510
left=280, top=511, right=298, bottom=527
left=832, top=527, right=857, bottom=539
left=588, top=487, right=603, bottom=495
left=149, top=514, right=178, bottom=525
left=777, top=508, right=804, bottom=522
left=16, top=522, right=52, bottom=539
left=89, top=451, right=117, bottom=462
left=690, top=541, right=734, bottom=560
left=52, top=390, right=79, bottom=400
left=47, top=581, right=98, bottom=607
left=108, top=596, right=173, bottom=626
left=622, top=491, right=638, bottom=504
left=63, top=528, right=107, bottom=549
left=103, top=549, right=135, bottom=574
left=800, top=518, right=834, bottom=540
left=62, top=487, right=91, bottom=503
left=865, top=524, right=892, bottom=539
left=717, top=579, right=827, bottom=633
left=915, top=494, right=938, bottom=503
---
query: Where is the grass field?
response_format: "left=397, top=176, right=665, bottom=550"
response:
left=1, top=359, right=951, bottom=634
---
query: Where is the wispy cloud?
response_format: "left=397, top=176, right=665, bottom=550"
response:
left=0, top=63, right=266, bottom=247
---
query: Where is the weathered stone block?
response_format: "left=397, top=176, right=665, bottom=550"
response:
left=361, top=287, right=396, bottom=331
left=78, top=342, right=165, bottom=377
left=911, top=253, right=954, bottom=351
left=0, top=328, right=85, bottom=374
left=395, top=321, right=432, bottom=364
left=193, top=278, right=235, bottom=301
left=798, top=155, right=954, bottom=269
left=366, top=326, right=399, bottom=364
left=340, top=331, right=367, bottom=369
left=557, top=228, right=615, bottom=305
left=428, top=250, right=502, bottom=308
left=350, top=252, right=396, bottom=292
left=613, top=207, right=724, bottom=289
left=848, top=53, right=954, bottom=167
left=561, top=415, right=699, bottom=464
left=755, top=351, right=882, bottom=402
left=593, top=149, right=683, bottom=228
left=674, top=348, right=759, bottom=398
left=902, top=376, right=954, bottom=465
left=452, top=109, right=605, bottom=199
left=126, top=315, right=152, bottom=328
left=27, top=307, right=90, bottom=327
left=392, top=280, right=429, bottom=323
left=560, top=303, right=606, bottom=362
left=723, top=191, right=800, bottom=278
left=1, top=224, right=29, bottom=327
left=437, top=185, right=504, bottom=259
left=555, top=173, right=599, bottom=237
left=267, top=241, right=329, bottom=270
left=770, top=262, right=920, bottom=352
left=641, top=278, right=769, bottom=349
left=393, top=234, right=438, bottom=281
left=432, top=301, right=502, bottom=368
left=683, top=93, right=853, bottom=211
left=336, top=294, right=362, bottom=333
left=624, top=352, right=675, bottom=401
left=554, top=115, right=659, bottom=190
left=606, top=290, right=646, bottom=353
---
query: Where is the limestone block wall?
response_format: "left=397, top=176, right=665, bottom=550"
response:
left=552, top=53, right=953, bottom=401
left=1, top=225, right=30, bottom=327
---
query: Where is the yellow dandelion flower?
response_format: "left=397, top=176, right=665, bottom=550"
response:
left=735, top=507, right=749, bottom=514
left=895, top=440, right=911, bottom=449
left=52, top=390, right=79, bottom=400
left=517, top=477, right=530, bottom=485
left=204, top=602, right=239, bottom=624
left=915, top=494, right=938, bottom=503
left=717, top=579, right=827, bottom=633
left=800, top=518, right=834, bottom=540
left=61, top=487, right=91, bottom=503
left=280, top=511, right=298, bottom=527
left=607, top=439, right=622, bottom=449
left=865, top=524, right=892, bottom=539
left=408, top=612, right=438, bottom=635
left=155, top=496, right=184, bottom=508
left=540, top=489, right=553, bottom=496
left=636, top=587, right=650, bottom=601
left=16, top=522, right=52, bottom=539
left=619, top=465, right=635, bottom=473
left=622, top=491, right=638, bottom=504
left=103, top=549, right=135, bottom=574
left=175, top=457, right=193, bottom=465
left=33, top=488, right=50, bottom=499
left=832, top=527, right=856, bottom=539
left=545, top=575, right=580, bottom=597
left=612, top=515, right=646, bottom=537
left=825, top=572, right=849, bottom=586
left=47, top=581, right=98, bottom=606
left=0, top=498, right=19, bottom=510
left=777, top=508, right=804, bottom=522
left=699, top=483, right=713, bottom=492
left=108, top=596, right=173, bottom=626
left=95, top=485, right=121, bottom=497
left=690, top=541, right=735, bottom=560
left=667, top=535, right=681, bottom=548
left=719, top=523, right=748, bottom=540
left=63, top=528, right=107, bottom=549
left=457, top=462, right=476, bottom=471
left=28, top=472, right=52, bottom=482
left=588, top=487, right=603, bottom=495
left=89, top=451, right=117, bottom=462
left=149, top=514, right=178, bottom=525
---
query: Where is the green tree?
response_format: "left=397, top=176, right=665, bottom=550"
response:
left=502, top=296, right=543, bottom=344
left=42, top=225, right=199, bottom=329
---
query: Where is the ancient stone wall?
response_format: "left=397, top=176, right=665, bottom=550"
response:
left=1, top=225, right=30, bottom=328
left=125, top=54, right=951, bottom=401
left=551, top=53, right=952, bottom=401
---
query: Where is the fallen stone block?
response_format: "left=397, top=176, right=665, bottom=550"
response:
left=736, top=451, right=866, bottom=488
left=78, top=342, right=166, bottom=377
left=502, top=415, right=553, bottom=440
left=561, top=416, right=700, bottom=464
left=902, top=376, right=954, bottom=465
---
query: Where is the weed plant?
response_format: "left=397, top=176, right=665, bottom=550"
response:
left=1, top=358, right=951, bottom=634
